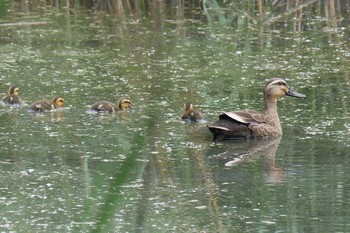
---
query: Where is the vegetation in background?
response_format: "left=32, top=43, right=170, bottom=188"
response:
left=3, top=0, right=349, bottom=31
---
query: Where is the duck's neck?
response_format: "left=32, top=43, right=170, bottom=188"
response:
left=264, top=95, right=282, bottom=130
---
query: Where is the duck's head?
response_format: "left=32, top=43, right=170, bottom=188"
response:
left=8, top=86, right=20, bottom=96
left=118, top=97, right=133, bottom=110
left=53, top=96, right=65, bottom=108
left=264, top=78, right=305, bottom=100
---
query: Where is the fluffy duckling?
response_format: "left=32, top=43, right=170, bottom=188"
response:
left=207, top=78, right=305, bottom=140
left=181, top=103, right=203, bottom=122
left=29, top=96, right=65, bottom=112
left=2, top=86, right=22, bottom=105
left=90, top=97, right=133, bottom=113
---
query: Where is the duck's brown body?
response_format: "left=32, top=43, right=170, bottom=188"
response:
left=207, top=78, right=305, bottom=141
left=29, top=96, right=65, bottom=112
left=90, top=97, right=133, bottom=113
left=2, top=86, right=22, bottom=105
left=181, top=103, right=203, bottom=122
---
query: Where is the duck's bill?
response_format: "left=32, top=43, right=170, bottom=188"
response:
left=287, top=88, right=306, bottom=98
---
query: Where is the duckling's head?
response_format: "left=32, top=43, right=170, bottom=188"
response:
left=53, top=96, right=65, bottom=108
left=8, top=86, right=20, bottom=96
left=264, top=78, right=305, bottom=100
left=183, top=103, right=194, bottom=111
left=118, top=97, right=133, bottom=110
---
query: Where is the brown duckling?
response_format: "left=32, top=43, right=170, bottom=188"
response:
left=29, top=96, right=65, bottom=112
left=181, top=103, right=204, bottom=122
left=90, top=97, right=133, bottom=113
left=2, top=86, right=22, bottom=105
left=207, top=78, right=305, bottom=141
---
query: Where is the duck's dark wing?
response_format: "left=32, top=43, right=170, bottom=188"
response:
left=220, top=110, right=266, bottom=124
left=207, top=110, right=267, bottom=140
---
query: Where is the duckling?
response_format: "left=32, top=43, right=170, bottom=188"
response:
left=181, top=103, right=203, bottom=122
left=207, top=78, right=305, bottom=141
left=2, top=86, right=22, bottom=105
left=29, top=96, right=65, bottom=112
left=90, top=97, right=133, bottom=113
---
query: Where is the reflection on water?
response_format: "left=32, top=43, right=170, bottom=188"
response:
left=85, top=110, right=133, bottom=123
left=29, top=110, right=65, bottom=122
left=211, top=137, right=286, bottom=185
left=0, top=2, right=350, bottom=233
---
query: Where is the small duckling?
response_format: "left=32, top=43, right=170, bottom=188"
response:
left=29, top=96, right=65, bottom=112
left=90, top=97, right=133, bottom=113
left=181, top=103, right=203, bottom=122
left=2, top=86, right=22, bottom=105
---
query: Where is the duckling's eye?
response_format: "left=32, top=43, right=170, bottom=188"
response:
left=276, top=81, right=286, bottom=86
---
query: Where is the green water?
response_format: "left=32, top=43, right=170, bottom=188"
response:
left=0, top=2, right=350, bottom=232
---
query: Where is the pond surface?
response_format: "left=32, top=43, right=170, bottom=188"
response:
left=0, top=2, right=350, bottom=233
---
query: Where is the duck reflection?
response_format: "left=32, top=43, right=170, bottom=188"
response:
left=29, top=110, right=64, bottom=122
left=86, top=110, right=132, bottom=123
left=209, top=137, right=286, bottom=185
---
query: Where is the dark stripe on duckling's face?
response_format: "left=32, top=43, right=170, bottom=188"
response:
left=119, top=98, right=133, bottom=110
left=53, top=97, right=65, bottom=108
left=183, top=103, right=194, bottom=111
left=9, top=86, right=19, bottom=95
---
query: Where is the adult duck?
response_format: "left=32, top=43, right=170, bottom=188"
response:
left=207, top=78, right=305, bottom=140
left=181, top=103, right=204, bottom=122
left=2, top=86, right=22, bottom=105
left=29, top=96, right=65, bottom=112
left=90, top=97, right=133, bottom=113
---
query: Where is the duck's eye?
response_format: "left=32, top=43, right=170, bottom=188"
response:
left=276, top=81, right=286, bottom=86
